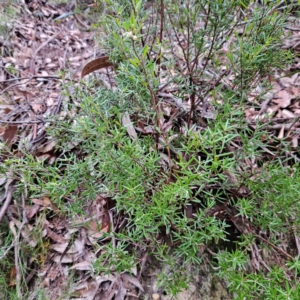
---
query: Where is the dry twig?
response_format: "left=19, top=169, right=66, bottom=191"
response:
left=0, top=185, right=14, bottom=222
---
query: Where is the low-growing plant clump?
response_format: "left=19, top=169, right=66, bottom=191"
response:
left=1, top=0, right=300, bottom=299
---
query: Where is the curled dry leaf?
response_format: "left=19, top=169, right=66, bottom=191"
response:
left=81, top=56, right=114, bottom=78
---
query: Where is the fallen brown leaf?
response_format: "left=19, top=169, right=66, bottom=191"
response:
left=121, top=272, right=144, bottom=292
left=273, top=90, right=292, bottom=108
left=81, top=56, right=114, bottom=78
left=122, top=112, right=138, bottom=140
left=2, top=125, right=18, bottom=149
left=51, top=242, right=69, bottom=254
left=46, top=227, right=67, bottom=243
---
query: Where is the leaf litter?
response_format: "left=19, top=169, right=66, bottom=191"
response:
left=0, top=1, right=300, bottom=299
left=0, top=1, right=142, bottom=299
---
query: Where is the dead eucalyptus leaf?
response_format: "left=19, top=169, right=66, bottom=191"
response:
left=46, top=227, right=67, bottom=243
left=69, top=261, right=92, bottom=271
left=81, top=56, right=114, bottom=78
left=281, top=109, right=295, bottom=118
left=51, top=242, right=69, bottom=254
left=2, top=125, right=18, bottom=149
left=39, top=140, right=56, bottom=153
left=273, top=90, right=292, bottom=108
left=121, top=273, right=144, bottom=292
left=122, top=112, right=138, bottom=140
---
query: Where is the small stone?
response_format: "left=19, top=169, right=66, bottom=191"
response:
left=152, top=293, right=160, bottom=300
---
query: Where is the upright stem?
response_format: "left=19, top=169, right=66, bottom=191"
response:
left=156, top=0, right=164, bottom=79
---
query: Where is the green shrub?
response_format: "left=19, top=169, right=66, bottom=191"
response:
left=1, top=0, right=299, bottom=298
